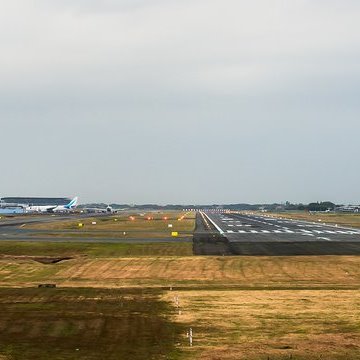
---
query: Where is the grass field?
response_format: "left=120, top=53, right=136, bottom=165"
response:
left=25, top=212, right=196, bottom=233
left=265, top=211, right=360, bottom=229
left=1, top=211, right=360, bottom=359
left=1, top=253, right=360, bottom=359
left=21, top=212, right=196, bottom=239
left=2, top=253, right=360, bottom=288
left=0, top=287, right=183, bottom=360
left=0, top=241, right=193, bottom=257
left=23, top=231, right=192, bottom=238
left=0, top=253, right=360, bottom=360
left=164, top=288, right=360, bottom=359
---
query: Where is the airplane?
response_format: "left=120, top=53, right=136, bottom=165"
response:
left=52, top=197, right=79, bottom=213
left=336, top=205, right=360, bottom=213
left=82, top=205, right=126, bottom=214
left=25, top=197, right=78, bottom=213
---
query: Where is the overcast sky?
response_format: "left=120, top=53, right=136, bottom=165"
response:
left=1, top=0, right=359, bottom=204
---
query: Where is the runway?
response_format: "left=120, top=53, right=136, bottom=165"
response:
left=198, top=212, right=360, bottom=255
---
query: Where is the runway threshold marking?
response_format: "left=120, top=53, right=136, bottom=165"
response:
left=201, top=212, right=225, bottom=234
left=222, top=229, right=360, bottom=235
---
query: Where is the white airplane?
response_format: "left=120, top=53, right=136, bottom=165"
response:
left=26, top=197, right=78, bottom=213
left=336, top=205, right=360, bottom=213
left=82, top=205, right=125, bottom=214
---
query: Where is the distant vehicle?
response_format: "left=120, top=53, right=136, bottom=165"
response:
left=309, top=208, right=334, bottom=214
left=336, top=205, right=360, bottom=213
left=26, top=197, right=78, bottom=213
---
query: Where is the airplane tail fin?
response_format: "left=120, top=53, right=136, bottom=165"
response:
left=65, top=197, right=78, bottom=209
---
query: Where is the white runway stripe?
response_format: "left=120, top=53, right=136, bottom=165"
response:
left=223, top=229, right=360, bottom=235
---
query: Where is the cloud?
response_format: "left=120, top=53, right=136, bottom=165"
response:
left=0, top=0, right=359, bottom=202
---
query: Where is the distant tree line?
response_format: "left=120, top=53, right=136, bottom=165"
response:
left=305, top=201, right=335, bottom=211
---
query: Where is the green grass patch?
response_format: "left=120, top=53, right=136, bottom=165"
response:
left=0, top=287, right=185, bottom=360
left=25, top=231, right=192, bottom=238
left=25, top=211, right=196, bottom=233
left=0, top=241, right=193, bottom=257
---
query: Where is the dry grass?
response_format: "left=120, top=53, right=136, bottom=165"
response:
left=25, top=211, right=195, bottom=231
left=2, top=256, right=360, bottom=288
left=1, top=252, right=360, bottom=358
left=50, top=255, right=360, bottom=288
left=164, top=289, right=360, bottom=359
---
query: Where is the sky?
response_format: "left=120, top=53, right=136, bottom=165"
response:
left=1, top=0, right=359, bottom=204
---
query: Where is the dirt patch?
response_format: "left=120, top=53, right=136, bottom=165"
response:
left=33, top=257, right=73, bottom=264
left=0, top=254, right=74, bottom=264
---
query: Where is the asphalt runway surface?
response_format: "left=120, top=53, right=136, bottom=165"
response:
left=192, top=211, right=229, bottom=255
left=198, top=212, right=360, bottom=255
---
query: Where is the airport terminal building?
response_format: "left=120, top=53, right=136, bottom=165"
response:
left=1, top=197, right=71, bottom=206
